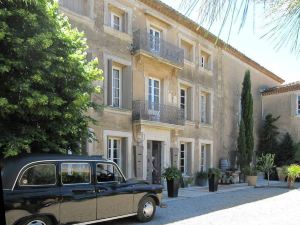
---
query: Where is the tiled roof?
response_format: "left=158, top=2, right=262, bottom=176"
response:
left=262, top=81, right=300, bottom=96
left=139, top=0, right=285, bottom=84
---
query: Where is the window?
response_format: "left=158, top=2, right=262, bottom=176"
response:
left=180, top=143, right=187, bottom=174
left=200, top=50, right=211, bottom=71
left=200, top=92, right=212, bottom=124
left=112, top=67, right=121, bottom=107
left=148, top=78, right=160, bottom=111
left=111, top=13, right=122, bottom=31
left=96, top=163, right=124, bottom=183
left=181, top=40, right=193, bottom=62
left=180, top=88, right=186, bottom=118
left=200, top=144, right=206, bottom=172
left=200, top=93, right=207, bottom=123
left=149, top=27, right=161, bottom=52
left=19, top=164, right=56, bottom=186
left=298, top=95, right=300, bottom=115
left=108, top=138, right=121, bottom=167
left=61, top=163, right=91, bottom=184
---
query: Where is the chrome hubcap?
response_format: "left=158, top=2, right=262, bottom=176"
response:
left=143, top=201, right=154, bottom=218
left=26, top=220, right=46, bottom=225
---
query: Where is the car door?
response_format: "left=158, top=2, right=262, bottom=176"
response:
left=59, top=162, right=96, bottom=224
left=95, top=162, right=134, bottom=219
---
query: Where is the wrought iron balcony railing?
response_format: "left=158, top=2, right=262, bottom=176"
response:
left=133, top=30, right=184, bottom=67
left=132, top=100, right=185, bottom=126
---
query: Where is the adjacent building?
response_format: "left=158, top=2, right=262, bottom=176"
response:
left=58, top=0, right=284, bottom=183
left=262, top=82, right=300, bottom=142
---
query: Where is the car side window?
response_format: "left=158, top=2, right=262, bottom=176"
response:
left=61, top=163, right=91, bottom=185
left=19, top=164, right=56, bottom=186
left=96, top=163, right=124, bottom=183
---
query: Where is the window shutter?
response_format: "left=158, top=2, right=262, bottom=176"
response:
left=187, top=88, right=192, bottom=120
left=207, top=94, right=212, bottom=124
left=122, top=12, right=128, bottom=33
left=291, top=93, right=297, bottom=117
left=121, top=138, right=127, bottom=176
left=107, top=59, right=113, bottom=106
left=187, top=143, right=192, bottom=175
left=122, top=66, right=132, bottom=109
left=170, top=147, right=179, bottom=168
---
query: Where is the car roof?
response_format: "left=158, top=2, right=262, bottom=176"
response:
left=1, top=153, right=107, bottom=189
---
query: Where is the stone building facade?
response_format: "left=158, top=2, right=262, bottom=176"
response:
left=262, top=82, right=300, bottom=142
left=58, top=0, right=284, bottom=182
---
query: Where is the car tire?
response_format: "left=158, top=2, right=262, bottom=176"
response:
left=136, top=196, right=156, bottom=223
left=19, top=216, right=53, bottom=225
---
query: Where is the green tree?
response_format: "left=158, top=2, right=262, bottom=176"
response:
left=241, top=70, right=254, bottom=166
left=277, top=132, right=296, bottom=166
left=257, top=153, right=276, bottom=186
left=237, top=119, right=247, bottom=169
left=257, top=114, right=280, bottom=156
left=0, top=0, right=103, bottom=158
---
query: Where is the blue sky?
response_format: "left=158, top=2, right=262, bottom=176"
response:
left=161, top=0, right=299, bottom=84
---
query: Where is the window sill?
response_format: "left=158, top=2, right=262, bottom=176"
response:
left=199, top=66, right=213, bottom=76
left=184, top=59, right=195, bottom=67
left=103, top=25, right=132, bottom=42
left=104, top=106, right=132, bottom=116
left=200, top=123, right=213, bottom=128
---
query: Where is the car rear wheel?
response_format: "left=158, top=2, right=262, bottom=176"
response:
left=20, top=216, right=53, bottom=225
left=136, top=196, right=156, bottom=222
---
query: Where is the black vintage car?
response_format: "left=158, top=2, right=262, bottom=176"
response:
left=2, top=154, right=164, bottom=225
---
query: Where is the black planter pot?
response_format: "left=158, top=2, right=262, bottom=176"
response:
left=195, top=178, right=208, bottom=186
left=167, top=179, right=180, bottom=197
left=208, top=175, right=219, bottom=192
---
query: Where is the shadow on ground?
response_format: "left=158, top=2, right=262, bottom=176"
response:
left=97, top=184, right=299, bottom=225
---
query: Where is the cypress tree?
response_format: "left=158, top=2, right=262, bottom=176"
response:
left=240, top=70, right=254, bottom=166
left=237, top=119, right=247, bottom=169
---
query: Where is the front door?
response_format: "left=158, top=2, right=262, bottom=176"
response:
left=148, top=78, right=160, bottom=120
left=152, top=141, right=162, bottom=184
left=59, top=162, right=96, bottom=224
left=149, top=27, right=160, bottom=52
left=95, top=163, right=134, bottom=219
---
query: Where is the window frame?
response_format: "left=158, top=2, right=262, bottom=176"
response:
left=180, top=87, right=187, bottom=119
left=149, top=26, right=161, bottom=52
left=148, top=77, right=161, bottom=111
left=107, top=137, right=122, bottom=168
left=112, top=66, right=122, bottom=108
left=96, top=162, right=125, bottom=184
left=180, top=143, right=187, bottom=175
left=18, top=163, right=57, bottom=187
left=200, top=50, right=212, bottom=71
left=111, top=12, right=122, bottom=31
left=60, top=162, right=92, bottom=185
left=200, top=93, right=207, bottom=124
left=298, top=95, right=300, bottom=115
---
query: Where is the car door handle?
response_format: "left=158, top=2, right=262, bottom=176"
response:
left=96, top=188, right=106, bottom=193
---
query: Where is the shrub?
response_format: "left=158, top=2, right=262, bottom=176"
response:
left=195, top=171, right=208, bottom=179
left=287, top=164, right=300, bottom=187
left=257, top=153, right=275, bottom=186
left=162, top=167, right=181, bottom=181
left=208, top=168, right=221, bottom=179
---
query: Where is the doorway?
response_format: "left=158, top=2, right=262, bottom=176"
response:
left=148, top=141, right=162, bottom=184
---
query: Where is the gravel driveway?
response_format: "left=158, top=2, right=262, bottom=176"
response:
left=98, top=185, right=300, bottom=225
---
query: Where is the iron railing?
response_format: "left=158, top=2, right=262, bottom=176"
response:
left=132, top=100, right=185, bottom=126
left=133, top=30, right=184, bottom=67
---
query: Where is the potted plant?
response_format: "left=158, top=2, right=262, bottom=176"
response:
left=257, top=153, right=275, bottom=186
left=287, top=164, right=300, bottom=188
left=244, top=166, right=258, bottom=186
left=162, top=167, right=181, bottom=197
left=195, top=171, right=208, bottom=186
left=208, top=168, right=221, bottom=192
left=276, top=166, right=288, bottom=182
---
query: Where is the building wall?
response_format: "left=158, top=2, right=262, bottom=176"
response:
left=59, top=0, right=283, bottom=180
left=262, top=92, right=300, bottom=142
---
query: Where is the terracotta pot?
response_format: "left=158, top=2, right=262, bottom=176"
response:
left=246, top=175, right=257, bottom=186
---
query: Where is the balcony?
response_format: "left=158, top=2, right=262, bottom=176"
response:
left=133, top=30, right=184, bottom=68
left=133, top=100, right=185, bottom=126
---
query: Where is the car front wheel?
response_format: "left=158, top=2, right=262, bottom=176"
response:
left=136, top=196, right=156, bottom=222
left=20, top=216, right=53, bottom=225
